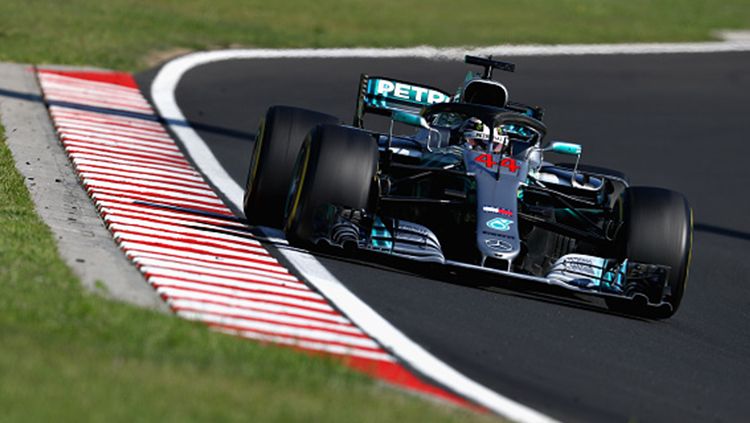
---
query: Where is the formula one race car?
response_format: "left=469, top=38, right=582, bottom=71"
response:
left=244, top=56, right=693, bottom=318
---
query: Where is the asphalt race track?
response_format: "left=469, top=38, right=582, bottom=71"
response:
left=138, top=53, right=750, bottom=422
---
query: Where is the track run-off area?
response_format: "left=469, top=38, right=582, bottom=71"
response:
left=136, top=47, right=750, bottom=423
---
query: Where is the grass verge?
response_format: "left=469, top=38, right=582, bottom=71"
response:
left=0, top=0, right=749, bottom=70
left=0, top=124, right=493, bottom=422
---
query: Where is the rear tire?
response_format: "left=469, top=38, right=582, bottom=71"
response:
left=243, top=106, right=338, bottom=228
left=285, top=124, right=378, bottom=244
left=606, top=186, right=693, bottom=318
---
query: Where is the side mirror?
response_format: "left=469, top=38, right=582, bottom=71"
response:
left=546, top=141, right=582, bottom=156
left=392, top=111, right=429, bottom=129
left=545, top=141, right=583, bottom=184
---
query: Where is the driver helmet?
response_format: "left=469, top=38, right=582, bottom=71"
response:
left=461, top=117, right=508, bottom=153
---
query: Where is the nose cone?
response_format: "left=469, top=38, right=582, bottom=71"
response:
left=466, top=149, right=527, bottom=267
left=478, top=213, right=521, bottom=263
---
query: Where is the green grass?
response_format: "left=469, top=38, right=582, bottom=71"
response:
left=0, top=128, right=494, bottom=422
left=0, top=0, right=749, bottom=70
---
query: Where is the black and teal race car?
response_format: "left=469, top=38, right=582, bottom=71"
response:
left=243, top=56, right=693, bottom=318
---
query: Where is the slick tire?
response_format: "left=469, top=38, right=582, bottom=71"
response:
left=243, top=106, right=338, bottom=228
left=284, top=124, right=378, bottom=245
left=606, top=187, right=693, bottom=318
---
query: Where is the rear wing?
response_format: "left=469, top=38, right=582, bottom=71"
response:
left=353, top=74, right=452, bottom=128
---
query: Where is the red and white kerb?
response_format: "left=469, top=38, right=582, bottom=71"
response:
left=36, top=69, right=470, bottom=408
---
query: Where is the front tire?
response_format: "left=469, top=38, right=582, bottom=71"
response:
left=243, top=106, right=338, bottom=228
left=607, top=186, right=693, bottom=318
left=285, top=124, right=378, bottom=244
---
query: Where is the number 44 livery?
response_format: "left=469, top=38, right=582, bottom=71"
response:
left=244, top=56, right=693, bottom=319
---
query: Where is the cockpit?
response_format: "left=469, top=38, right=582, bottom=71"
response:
left=423, top=103, right=546, bottom=157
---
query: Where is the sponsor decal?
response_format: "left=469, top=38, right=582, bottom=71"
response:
left=482, top=206, right=513, bottom=217
left=482, top=230, right=515, bottom=239
left=485, top=238, right=513, bottom=252
left=486, top=217, right=513, bottom=231
left=371, top=79, right=450, bottom=105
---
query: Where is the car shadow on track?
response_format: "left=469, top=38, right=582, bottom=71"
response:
left=0, top=86, right=257, bottom=146
left=694, top=222, right=750, bottom=242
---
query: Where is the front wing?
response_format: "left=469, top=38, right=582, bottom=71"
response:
left=310, top=205, right=674, bottom=313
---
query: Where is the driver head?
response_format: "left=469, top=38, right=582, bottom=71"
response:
left=461, top=117, right=508, bottom=153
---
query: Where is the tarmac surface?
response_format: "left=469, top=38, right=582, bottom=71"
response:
left=139, top=53, right=750, bottom=422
